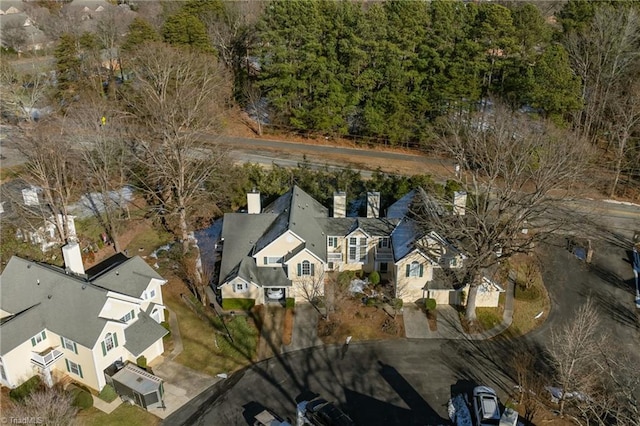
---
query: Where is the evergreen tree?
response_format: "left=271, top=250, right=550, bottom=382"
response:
left=162, top=12, right=213, bottom=52
left=123, top=18, right=160, bottom=51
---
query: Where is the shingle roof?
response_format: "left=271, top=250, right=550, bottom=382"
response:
left=0, top=257, right=109, bottom=353
left=316, top=218, right=356, bottom=236
left=218, top=213, right=279, bottom=285
left=0, top=253, right=165, bottom=355
left=91, top=256, right=165, bottom=298
left=123, top=311, right=168, bottom=357
left=387, top=190, right=417, bottom=219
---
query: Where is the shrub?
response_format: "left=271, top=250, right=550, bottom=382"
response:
left=425, top=298, right=437, bottom=311
left=222, top=298, right=256, bottom=311
left=337, top=270, right=356, bottom=288
left=160, top=321, right=171, bottom=336
left=69, top=386, right=93, bottom=410
left=369, top=271, right=380, bottom=286
left=136, top=356, right=147, bottom=369
left=98, top=384, right=117, bottom=403
left=391, top=298, right=403, bottom=311
left=365, top=297, right=379, bottom=307
left=9, top=376, right=42, bottom=401
left=285, top=297, right=295, bottom=309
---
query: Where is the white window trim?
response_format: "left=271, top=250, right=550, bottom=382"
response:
left=301, top=260, right=311, bottom=276
left=378, top=237, right=390, bottom=248
left=62, top=337, right=76, bottom=351
left=68, top=360, right=81, bottom=376
left=104, top=333, right=115, bottom=353
left=120, top=311, right=134, bottom=323
left=264, top=256, right=283, bottom=265
left=234, top=282, right=247, bottom=293
left=327, top=237, right=338, bottom=248
left=409, top=261, right=420, bottom=277
left=348, top=237, right=367, bottom=263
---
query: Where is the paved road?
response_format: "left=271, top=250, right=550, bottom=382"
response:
left=164, top=234, right=640, bottom=426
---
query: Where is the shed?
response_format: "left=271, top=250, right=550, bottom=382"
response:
left=110, top=363, right=164, bottom=410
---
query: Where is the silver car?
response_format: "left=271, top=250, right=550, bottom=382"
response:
left=472, top=386, right=501, bottom=426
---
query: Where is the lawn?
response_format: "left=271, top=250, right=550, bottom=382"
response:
left=76, top=404, right=160, bottom=426
left=163, top=283, right=259, bottom=376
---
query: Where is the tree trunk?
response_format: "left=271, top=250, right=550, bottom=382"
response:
left=179, top=206, right=189, bottom=254
left=465, top=283, right=479, bottom=323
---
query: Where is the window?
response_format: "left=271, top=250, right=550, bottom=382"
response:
left=406, top=261, right=423, bottom=278
left=379, top=262, right=388, bottom=273
left=120, top=310, right=135, bottom=323
left=348, top=237, right=367, bottom=263
left=65, top=359, right=83, bottom=378
left=101, top=332, right=118, bottom=356
left=298, top=260, right=314, bottom=276
left=0, top=364, right=6, bottom=382
left=234, top=282, right=246, bottom=293
left=264, top=256, right=282, bottom=265
left=61, top=336, right=77, bottom=354
left=149, top=289, right=156, bottom=298
left=378, top=237, right=390, bottom=248
left=30, top=331, right=46, bottom=346
left=449, top=257, right=458, bottom=268
left=327, top=237, right=338, bottom=248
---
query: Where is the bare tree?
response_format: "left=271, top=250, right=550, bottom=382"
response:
left=123, top=43, right=232, bottom=253
left=66, top=99, right=132, bottom=253
left=0, top=62, right=52, bottom=123
left=607, top=80, right=640, bottom=197
left=547, top=298, right=604, bottom=418
left=298, top=272, right=326, bottom=318
left=512, top=348, right=547, bottom=422
left=14, top=119, right=81, bottom=244
left=414, top=103, right=589, bottom=322
left=3, top=386, right=79, bottom=426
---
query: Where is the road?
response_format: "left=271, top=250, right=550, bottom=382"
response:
left=164, top=236, right=640, bottom=426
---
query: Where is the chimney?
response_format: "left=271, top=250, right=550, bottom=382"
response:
left=247, top=190, right=261, bottom=214
left=22, top=187, right=39, bottom=206
left=62, top=242, right=85, bottom=275
left=453, top=191, right=467, bottom=216
left=366, top=192, right=380, bottom=218
left=333, top=191, right=346, bottom=218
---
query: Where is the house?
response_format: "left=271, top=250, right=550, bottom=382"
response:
left=0, top=243, right=168, bottom=403
left=0, top=182, right=77, bottom=252
left=217, top=186, right=492, bottom=308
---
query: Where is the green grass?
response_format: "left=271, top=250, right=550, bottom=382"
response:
left=76, top=404, right=160, bottom=426
left=125, top=226, right=173, bottom=257
left=221, top=298, right=256, bottom=311
left=165, top=293, right=259, bottom=376
left=476, top=307, right=503, bottom=330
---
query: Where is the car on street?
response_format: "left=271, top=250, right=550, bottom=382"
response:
left=472, top=386, right=501, bottom=426
left=298, top=397, right=355, bottom=426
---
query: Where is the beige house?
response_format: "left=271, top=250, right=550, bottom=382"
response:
left=217, top=186, right=503, bottom=308
left=0, top=243, right=168, bottom=398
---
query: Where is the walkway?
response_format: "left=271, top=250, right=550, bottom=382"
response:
left=402, top=280, right=515, bottom=340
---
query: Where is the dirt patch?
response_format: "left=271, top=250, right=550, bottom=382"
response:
left=282, top=308, right=294, bottom=346
left=317, top=298, right=404, bottom=345
left=84, top=219, right=155, bottom=268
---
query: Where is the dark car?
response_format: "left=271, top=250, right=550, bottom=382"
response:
left=303, top=397, right=355, bottom=426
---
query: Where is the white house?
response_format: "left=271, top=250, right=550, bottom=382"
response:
left=0, top=243, right=168, bottom=398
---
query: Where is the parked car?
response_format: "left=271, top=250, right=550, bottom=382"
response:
left=472, top=386, right=501, bottom=426
left=266, top=288, right=284, bottom=300
left=298, top=397, right=355, bottom=426
left=253, top=408, right=291, bottom=426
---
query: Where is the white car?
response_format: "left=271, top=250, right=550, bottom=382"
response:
left=266, top=288, right=284, bottom=300
left=472, top=386, right=501, bottom=426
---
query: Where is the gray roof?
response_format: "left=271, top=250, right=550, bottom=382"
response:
left=0, top=257, right=109, bottom=354
left=123, top=311, right=168, bottom=357
left=91, top=256, right=165, bottom=298
left=390, top=218, right=422, bottom=262
left=356, top=218, right=400, bottom=237
left=111, top=363, right=162, bottom=395
left=387, top=190, right=417, bottom=219
left=0, top=254, right=165, bottom=355
left=316, top=218, right=356, bottom=236
left=237, top=257, right=291, bottom=288
left=218, top=213, right=278, bottom=284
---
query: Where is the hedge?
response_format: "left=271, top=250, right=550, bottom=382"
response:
left=70, top=385, right=93, bottom=410
left=98, top=384, right=118, bottom=403
left=136, top=356, right=147, bottom=369
left=9, top=376, right=42, bottom=401
left=222, top=298, right=255, bottom=311
left=285, top=298, right=295, bottom=309
left=425, top=298, right=437, bottom=311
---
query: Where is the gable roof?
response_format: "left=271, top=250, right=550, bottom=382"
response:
left=123, top=311, right=169, bottom=357
left=0, top=253, right=164, bottom=354
left=90, top=255, right=165, bottom=298
left=218, top=212, right=279, bottom=284
left=0, top=257, right=110, bottom=353
left=387, top=190, right=417, bottom=219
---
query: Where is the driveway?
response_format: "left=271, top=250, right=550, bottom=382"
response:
left=148, top=358, right=219, bottom=419
left=283, top=303, right=322, bottom=353
left=402, top=304, right=432, bottom=338
left=256, top=305, right=285, bottom=360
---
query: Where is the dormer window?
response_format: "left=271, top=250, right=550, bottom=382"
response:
left=120, top=310, right=135, bottom=323
left=378, top=237, right=390, bottom=249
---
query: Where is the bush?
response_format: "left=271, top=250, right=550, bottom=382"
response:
left=9, top=376, right=42, bottom=401
left=285, top=298, right=295, bottom=309
left=98, top=384, right=118, bottom=403
left=391, top=298, right=403, bottom=311
left=365, top=297, right=380, bottom=307
left=222, top=298, right=256, bottom=311
left=69, top=386, right=93, bottom=410
left=337, top=270, right=356, bottom=288
left=161, top=321, right=171, bottom=336
left=368, top=271, right=380, bottom=286
left=425, top=298, right=437, bottom=311
left=136, top=356, right=147, bottom=369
